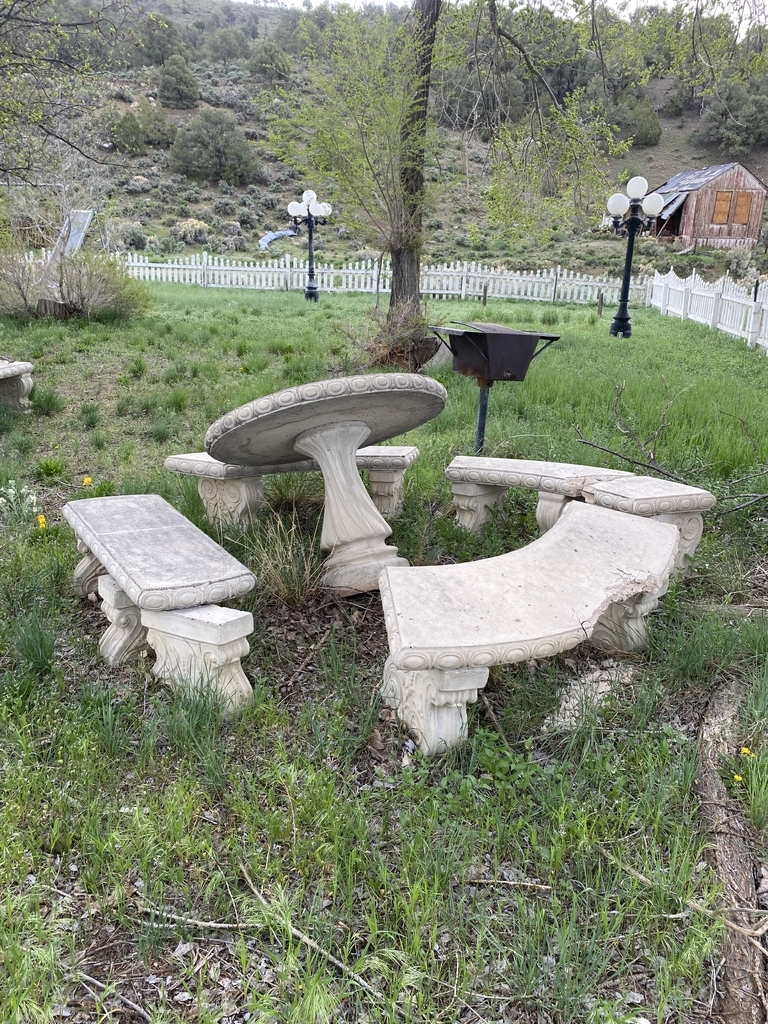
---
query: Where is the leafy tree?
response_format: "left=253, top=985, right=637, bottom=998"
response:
left=699, top=80, right=768, bottom=157
left=274, top=4, right=442, bottom=315
left=206, top=27, right=251, bottom=64
left=158, top=55, right=199, bottom=109
left=0, top=0, right=129, bottom=181
left=249, top=40, right=291, bottom=81
left=169, top=108, right=257, bottom=184
left=134, top=14, right=186, bottom=67
left=112, top=111, right=146, bottom=155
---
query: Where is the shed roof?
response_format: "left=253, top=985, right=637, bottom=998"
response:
left=652, top=163, right=767, bottom=193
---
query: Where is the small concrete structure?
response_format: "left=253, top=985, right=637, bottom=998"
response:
left=205, top=374, right=447, bottom=595
left=64, top=494, right=256, bottom=708
left=446, top=456, right=715, bottom=573
left=0, top=358, right=33, bottom=413
left=165, top=445, right=420, bottom=524
left=379, top=502, right=680, bottom=755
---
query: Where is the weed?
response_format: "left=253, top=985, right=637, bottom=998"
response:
left=128, top=356, right=147, bottom=378
left=166, top=387, right=189, bottom=413
left=13, top=609, right=57, bottom=678
left=0, top=406, right=18, bottom=434
left=30, top=387, right=63, bottom=416
left=34, top=457, right=66, bottom=481
left=80, top=401, right=100, bottom=429
left=0, top=480, right=40, bottom=526
left=150, top=420, right=172, bottom=442
left=234, top=509, right=323, bottom=607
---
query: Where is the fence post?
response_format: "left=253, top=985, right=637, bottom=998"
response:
left=747, top=301, right=761, bottom=349
left=710, top=284, right=723, bottom=330
left=460, top=261, right=467, bottom=301
left=681, top=279, right=692, bottom=321
left=552, top=266, right=559, bottom=304
left=659, top=275, right=670, bottom=316
left=201, top=251, right=208, bottom=288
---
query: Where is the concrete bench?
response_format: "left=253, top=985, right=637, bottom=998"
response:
left=379, top=502, right=680, bottom=755
left=445, top=456, right=716, bottom=573
left=164, top=445, right=420, bottom=525
left=63, top=494, right=256, bottom=708
left=0, top=358, right=33, bottom=413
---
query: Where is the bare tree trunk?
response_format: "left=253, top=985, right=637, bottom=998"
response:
left=387, top=0, right=442, bottom=316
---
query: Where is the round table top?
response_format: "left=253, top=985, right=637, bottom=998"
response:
left=205, top=373, right=448, bottom=468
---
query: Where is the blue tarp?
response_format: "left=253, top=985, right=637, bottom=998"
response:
left=259, top=229, right=296, bottom=250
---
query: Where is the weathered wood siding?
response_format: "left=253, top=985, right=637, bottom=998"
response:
left=680, top=165, right=765, bottom=249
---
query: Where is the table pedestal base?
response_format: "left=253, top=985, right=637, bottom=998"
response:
left=295, top=420, right=407, bottom=595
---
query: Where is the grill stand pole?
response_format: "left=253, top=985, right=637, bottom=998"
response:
left=474, top=382, right=491, bottom=455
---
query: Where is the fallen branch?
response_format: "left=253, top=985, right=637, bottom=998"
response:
left=572, top=425, right=688, bottom=483
left=70, top=971, right=151, bottom=1023
left=239, top=862, right=390, bottom=1006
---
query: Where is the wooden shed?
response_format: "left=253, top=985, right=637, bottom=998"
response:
left=651, top=163, right=766, bottom=249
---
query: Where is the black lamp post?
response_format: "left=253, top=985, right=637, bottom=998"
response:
left=606, top=176, right=664, bottom=338
left=287, top=190, right=332, bottom=302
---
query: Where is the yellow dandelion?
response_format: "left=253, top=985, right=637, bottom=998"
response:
left=83, top=476, right=93, bottom=486
left=37, top=514, right=47, bottom=529
left=734, top=774, right=744, bottom=783
left=741, top=747, right=755, bottom=757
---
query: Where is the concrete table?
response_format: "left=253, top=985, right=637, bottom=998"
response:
left=205, top=374, right=448, bottom=595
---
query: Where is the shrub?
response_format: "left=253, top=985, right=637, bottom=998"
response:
left=213, top=197, right=237, bottom=216
left=168, top=108, right=257, bottom=185
left=172, top=218, right=209, bottom=244
left=158, top=55, right=199, bottom=109
left=115, top=221, right=147, bottom=250
left=56, top=254, right=151, bottom=320
left=112, top=112, right=147, bottom=155
left=125, top=175, right=152, bottom=194
left=135, top=97, right=177, bottom=148
left=0, top=253, right=40, bottom=315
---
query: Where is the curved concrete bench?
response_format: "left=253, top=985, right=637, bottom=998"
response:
left=446, top=456, right=715, bottom=573
left=379, top=502, right=680, bottom=755
left=64, top=494, right=256, bottom=708
left=0, top=358, right=33, bottom=413
left=165, top=445, right=420, bottom=525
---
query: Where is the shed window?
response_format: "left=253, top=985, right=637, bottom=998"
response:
left=712, top=191, right=732, bottom=224
left=734, top=192, right=752, bottom=225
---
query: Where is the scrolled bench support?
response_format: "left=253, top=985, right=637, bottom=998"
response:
left=591, top=590, right=663, bottom=654
left=198, top=476, right=265, bottom=525
left=451, top=481, right=509, bottom=532
left=381, top=658, right=489, bottom=756
left=141, top=606, right=253, bottom=710
left=98, top=575, right=147, bottom=665
left=536, top=492, right=572, bottom=532
left=73, top=540, right=107, bottom=598
left=0, top=360, right=33, bottom=413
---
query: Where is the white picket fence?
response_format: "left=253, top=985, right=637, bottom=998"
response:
left=121, top=252, right=649, bottom=305
left=649, top=269, right=768, bottom=350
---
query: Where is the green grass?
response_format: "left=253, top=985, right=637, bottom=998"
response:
left=3, top=284, right=768, bottom=1021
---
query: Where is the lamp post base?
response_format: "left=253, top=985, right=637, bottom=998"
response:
left=609, top=302, right=632, bottom=338
left=304, top=282, right=319, bottom=302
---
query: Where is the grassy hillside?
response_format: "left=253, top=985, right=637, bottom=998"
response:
left=62, top=1, right=768, bottom=283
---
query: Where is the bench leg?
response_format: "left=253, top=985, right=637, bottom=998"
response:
left=591, top=590, right=663, bottom=654
left=451, top=482, right=509, bottom=532
left=654, top=511, right=704, bottom=576
left=381, top=658, right=488, bottom=755
left=98, top=575, right=148, bottom=665
left=367, top=469, right=406, bottom=516
left=536, top=492, right=573, bottom=532
left=141, top=606, right=253, bottom=710
left=0, top=372, right=32, bottom=413
left=73, top=540, right=107, bottom=598
left=198, top=477, right=264, bottom=526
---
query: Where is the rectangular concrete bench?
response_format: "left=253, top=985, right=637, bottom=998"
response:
left=63, top=494, right=256, bottom=708
left=0, top=358, right=33, bottom=412
left=379, top=502, right=680, bottom=755
left=164, top=445, right=420, bottom=525
left=445, top=456, right=716, bottom=573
